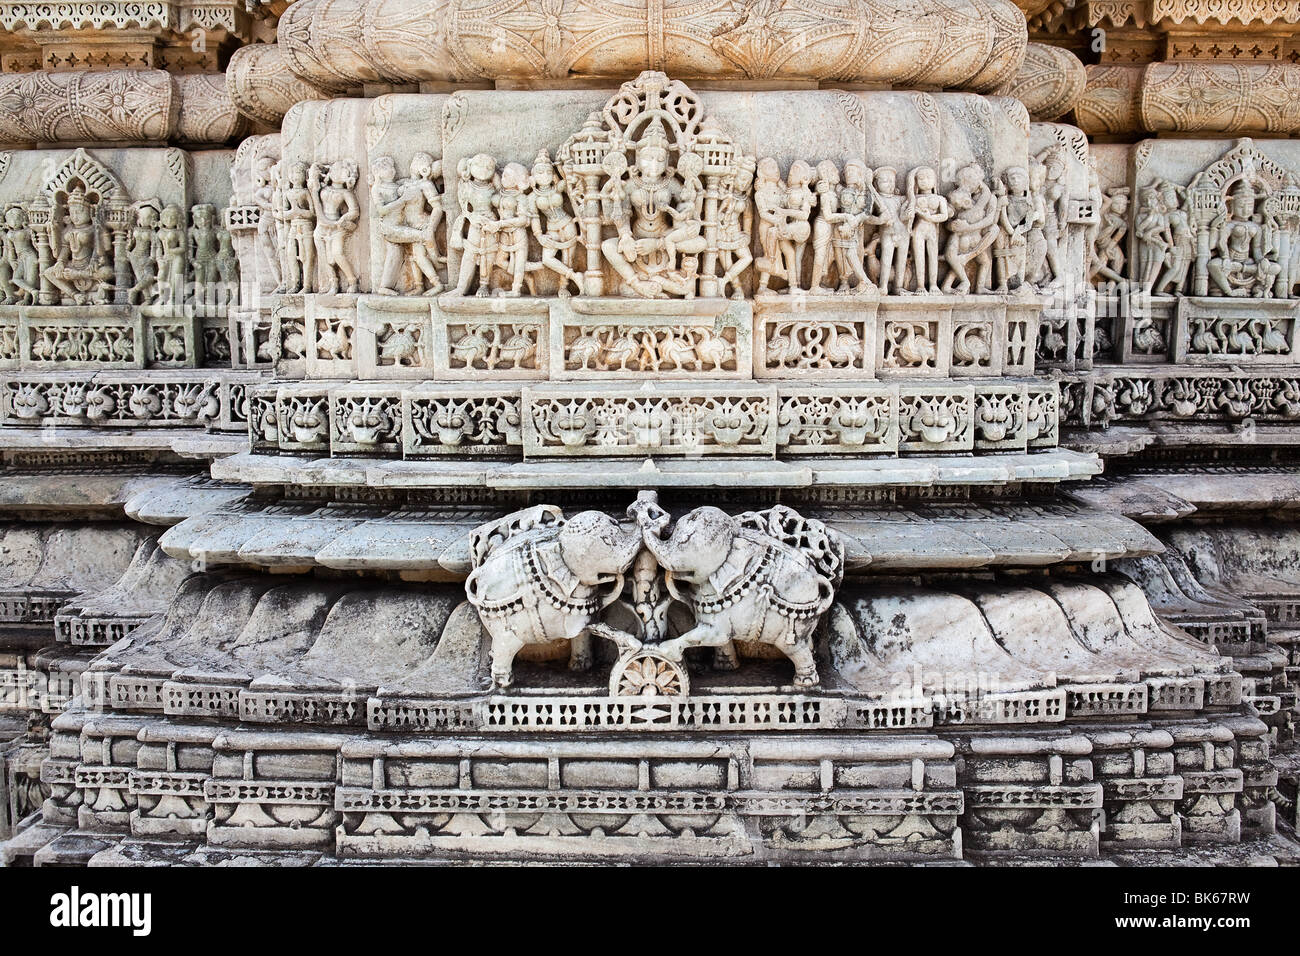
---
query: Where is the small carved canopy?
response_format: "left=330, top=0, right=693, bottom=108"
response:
left=557, top=71, right=744, bottom=200
left=1187, top=138, right=1300, bottom=225
left=39, top=148, right=128, bottom=208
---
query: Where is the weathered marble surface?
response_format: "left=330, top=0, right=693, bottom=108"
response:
left=0, top=70, right=248, bottom=147
left=277, top=0, right=1027, bottom=92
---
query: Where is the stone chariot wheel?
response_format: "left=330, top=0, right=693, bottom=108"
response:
left=609, top=648, right=690, bottom=698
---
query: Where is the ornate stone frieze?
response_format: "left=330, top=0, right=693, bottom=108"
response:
left=1076, top=64, right=1144, bottom=138
left=276, top=0, right=1027, bottom=93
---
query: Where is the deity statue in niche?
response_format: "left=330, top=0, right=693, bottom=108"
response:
left=371, top=152, right=444, bottom=296
left=278, top=161, right=315, bottom=294
left=942, top=164, right=997, bottom=294
left=44, top=186, right=115, bottom=305
left=0, top=205, right=39, bottom=304
left=601, top=118, right=708, bottom=297
left=1206, top=179, right=1281, bottom=298
left=754, top=157, right=814, bottom=293
left=527, top=149, right=583, bottom=296
left=865, top=166, right=908, bottom=295
left=555, top=71, right=754, bottom=299
left=993, top=165, right=1034, bottom=292
left=903, top=166, right=950, bottom=294
left=125, top=200, right=162, bottom=305
left=310, top=161, right=361, bottom=294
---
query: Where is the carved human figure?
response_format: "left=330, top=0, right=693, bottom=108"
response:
left=451, top=153, right=499, bottom=296
left=811, top=159, right=872, bottom=293
left=215, top=222, right=238, bottom=309
left=188, top=203, right=221, bottom=313
left=1025, top=160, right=1051, bottom=288
left=754, top=157, right=814, bottom=293
left=45, top=186, right=115, bottom=305
left=600, top=118, right=707, bottom=298
left=527, top=148, right=583, bottom=296
left=1207, top=179, right=1281, bottom=298
left=903, top=166, right=949, bottom=294
left=310, top=161, right=360, bottom=294
left=254, top=156, right=283, bottom=291
left=715, top=156, right=754, bottom=300
left=465, top=506, right=644, bottom=689
left=0, top=206, right=38, bottom=304
left=1091, top=187, right=1130, bottom=286
left=1034, top=146, right=1068, bottom=287
left=1154, top=180, right=1193, bottom=295
left=372, top=153, right=445, bottom=296
left=663, top=150, right=705, bottom=291
left=1134, top=184, right=1169, bottom=294
left=125, top=202, right=161, bottom=306
left=155, top=204, right=187, bottom=310
left=280, top=161, right=316, bottom=294
left=487, top=162, right=532, bottom=297
left=865, top=166, right=908, bottom=295
left=994, top=165, right=1034, bottom=292
left=942, top=164, right=997, bottom=294
left=629, top=498, right=843, bottom=688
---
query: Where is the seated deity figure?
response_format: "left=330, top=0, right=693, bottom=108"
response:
left=279, top=161, right=316, bottom=294
left=754, top=157, right=815, bottom=293
left=1207, top=179, right=1281, bottom=298
left=125, top=201, right=161, bottom=306
left=714, top=156, right=754, bottom=300
left=1155, top=180, right=1194, bottom=295
left=1, top=206, right=39, bottom=305
left=865, top=166, right=909, bottom=295
left=903, top=166, right=950, bottom=294
left=372, top=153, right=445, bottom=296
left=942, top=164, right=997, bottom=294
left=993, top=165, right=1034, bottom=292
left=600, top=118, right=707, bottom=298
left=310, top=161, right=361, bottom=294
left=451, top=153, right=500, bottom=296
left=45, top=186, right=115, bottom=305
left=527, top=149, right=583, bottom=296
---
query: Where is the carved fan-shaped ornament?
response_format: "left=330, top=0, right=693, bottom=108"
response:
left=609, top=648, right=689, bottom=697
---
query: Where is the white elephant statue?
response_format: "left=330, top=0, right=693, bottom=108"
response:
left=629, top=499, right=844, bottom=687
left=465, top=504, right=643, bottom=688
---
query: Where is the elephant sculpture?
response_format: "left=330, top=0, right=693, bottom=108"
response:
left=629, top=498, right=844, bottom=687
left=465, top=504, right=644, bottom=688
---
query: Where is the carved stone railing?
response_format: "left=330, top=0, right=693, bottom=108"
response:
left=247, top=377, right=1060, bottom=458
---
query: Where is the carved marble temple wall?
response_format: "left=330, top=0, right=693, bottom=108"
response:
left=0, top=0, right=1297, bottom=868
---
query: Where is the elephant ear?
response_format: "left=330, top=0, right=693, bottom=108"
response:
left=469, top=505, right=565, bottom=568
